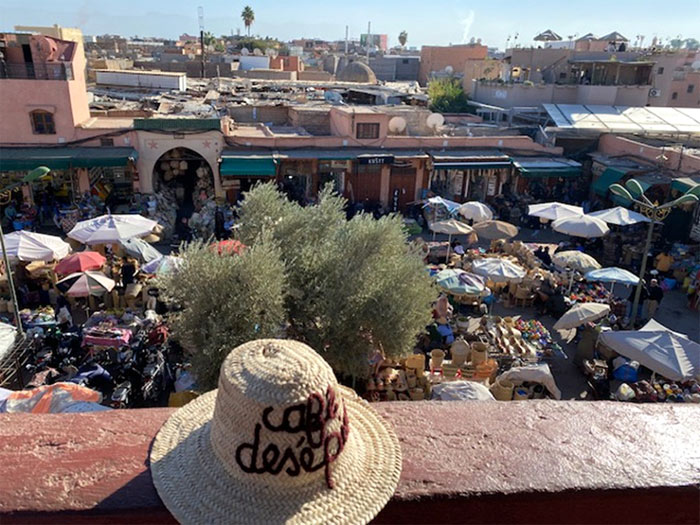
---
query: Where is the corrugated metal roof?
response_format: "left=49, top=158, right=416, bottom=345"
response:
left=544, top=104, right=700, bottom=135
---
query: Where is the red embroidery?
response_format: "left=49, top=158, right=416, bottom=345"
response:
left=235, top=387, right=350, bottom=489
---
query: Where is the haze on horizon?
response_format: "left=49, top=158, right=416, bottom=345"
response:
left=1, top=0, right=699, bottom=49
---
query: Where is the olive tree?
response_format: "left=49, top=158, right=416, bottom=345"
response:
left=157, top=236, right=286, bottom=390
left=238, top=184, right=435, bottom=378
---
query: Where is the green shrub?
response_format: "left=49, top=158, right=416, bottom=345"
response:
left=428, top=78, right=473, bottom=114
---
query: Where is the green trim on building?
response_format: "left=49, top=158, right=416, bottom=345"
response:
left=220, top=157, right=277, bottom=177
left=133, top=118, right=221, bottom=131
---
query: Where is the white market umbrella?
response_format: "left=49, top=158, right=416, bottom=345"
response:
left=585, top=267, right=639, bottom=295
left=0, top=231, right=70, bottom=262
left=588, top=206, right=651, bottom=226
left=598, top=330, right=700, bottom=381
left=553, top=303, right=610, bottom=331
left=528, top=202, right=584, bottom=221
left=471, top=257, right=526, bottom=283
left=429, top=219, right=474, bottom=259
left=552, top=215, right=609, bottom=238
left=552, top=250, right=601, bottom=273
left=68, top=214, right=158, bottom=245
left=0, top=321, right=17, bottom=362
left=472, top=220, right=519, bottom=240
left=458, top=201, right=493, bottom=222
left=435, top=269, right=486, bottom=295
left=56, top=270, right=115, bottom=297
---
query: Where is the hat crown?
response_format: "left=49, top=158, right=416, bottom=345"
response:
left=210, top=339, right=350, bottom=490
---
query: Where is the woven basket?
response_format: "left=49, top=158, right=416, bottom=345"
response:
left=471, top=342, right=488, bottom=366
left=450, top=338, right=470, bottom=367
left=490, top=379, right=514, bottom=401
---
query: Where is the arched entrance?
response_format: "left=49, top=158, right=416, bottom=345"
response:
left=153, top=147, right=215, bottom=221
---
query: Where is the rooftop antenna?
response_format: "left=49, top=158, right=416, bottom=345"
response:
left=198, top=6, right=205, bottom=78
left=345, top=25, right=349, bottom=55
left=367, top=21, right=371, bottom=61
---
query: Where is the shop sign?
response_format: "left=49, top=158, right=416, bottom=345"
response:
left=487, top=176, right=498, bottom=196
left=358, top=155, right=395, bottom=165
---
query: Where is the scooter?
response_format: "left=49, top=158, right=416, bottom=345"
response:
left=110, top=381, right=132, bottom=409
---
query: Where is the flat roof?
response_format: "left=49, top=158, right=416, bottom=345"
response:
left=94, top=69, right=186, bottom=77
left=543, top=104, right=700, bottom=135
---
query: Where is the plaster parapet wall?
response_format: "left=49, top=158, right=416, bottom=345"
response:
left=0, top=401, right=698, bottom=523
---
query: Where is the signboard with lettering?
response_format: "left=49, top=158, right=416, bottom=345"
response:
left=358, top=155, right=395, bottom=165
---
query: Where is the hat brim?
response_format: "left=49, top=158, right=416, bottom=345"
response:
left=150, top=387, right=402, bottom=525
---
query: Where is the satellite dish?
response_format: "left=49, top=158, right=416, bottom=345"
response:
left=444, top=65, right=454, bottom=74
left=240, top=47, right=250, bottom=56
left=388, top=116, right=407, bottom=134
left=253, top=48, right=263, bottom=56
left=324, top=90, right=344, bottom=104
left=426, top=113, right=445, bottom=130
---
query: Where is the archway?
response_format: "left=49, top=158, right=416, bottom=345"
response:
left=152, top=148, right=215, bottom=235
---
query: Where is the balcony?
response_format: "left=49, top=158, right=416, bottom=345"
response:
left=1, top=401, right=698, bottom=523
left=0, top=62, right=73, bottom=81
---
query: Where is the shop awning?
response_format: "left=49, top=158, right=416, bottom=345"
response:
left=0, top=147, right=139, bottom=172
left=220, top=153, right=277, bottom=177
left=512, top=157, right=582, bottom=179
left=593, top=167, right=627, bottom=196
left=671, top=176, right=700, bottom=193
left=433, top=161, right=512, bottom=170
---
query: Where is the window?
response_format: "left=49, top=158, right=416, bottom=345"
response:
left=30, top=110, right=55, bottom=134
left=100, top=137, right=114, bottom=147
left=402, top=59, right=409, bottom=64
left=356, top=122, right=380, bottom=139
left=559, top=72, right=567, bottom=79
left=688, top=84, right=695, bottom=94
left=672, top=92, right=678, bottom=100
left=657, top=67, right=664, bottom=75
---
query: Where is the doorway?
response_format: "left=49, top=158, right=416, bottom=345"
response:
left=153, top=148, right=214, bottom=220
left=389, top=165, right=416, bottom=212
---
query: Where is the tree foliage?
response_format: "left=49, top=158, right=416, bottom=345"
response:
left=428, top=78, right=473, bottom=114
left=237, top=184, right=435, bottom=378
left=156, top=237, right=286, bottom=390
left=398, top=30, right=408, bottom=47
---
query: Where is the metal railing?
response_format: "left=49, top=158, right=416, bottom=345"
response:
left=0, top=62, right=74, bottom=81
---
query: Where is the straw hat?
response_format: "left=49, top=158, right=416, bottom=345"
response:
left=150, top=339, right=402, bottom=525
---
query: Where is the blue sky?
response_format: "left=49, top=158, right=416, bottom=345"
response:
left=2, top=0, right=699, bottom=49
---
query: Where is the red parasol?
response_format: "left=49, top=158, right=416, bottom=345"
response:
left=210, top=240, right=246, bottom=256
left=55, top=251, right=106, bottom=276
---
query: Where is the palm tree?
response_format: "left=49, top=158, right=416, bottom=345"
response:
left=241, top=6, right=255, bottom=36
left=398, top=30, right=408, bottom=48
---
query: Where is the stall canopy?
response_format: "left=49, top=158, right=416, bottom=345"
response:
left=598, top=329, right=700, bottom=381
left=219, top=152, right=277, bottom=177
left=431, top=150, right=511, bottom=170
left=0, top=147, right=138, bottom=172
left=593, top=168, right=627, bottom=196
left=512, top=157, right=582, bottom=178
left=671, top=175, right=700, bottom=193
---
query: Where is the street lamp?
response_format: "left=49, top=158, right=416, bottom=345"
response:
left=0, top=166, right=52, bottom=336
left=608, top=180, right=699, bottom=326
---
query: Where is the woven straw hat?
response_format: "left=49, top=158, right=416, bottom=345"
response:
left=150, top=339, right=402, bottom=524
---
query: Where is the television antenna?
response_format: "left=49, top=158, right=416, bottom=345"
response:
left=198, top=6, right=205, bottom=78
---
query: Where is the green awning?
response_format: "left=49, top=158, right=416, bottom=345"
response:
left=134, top=118, right=221, bottom=131
left=0, top=147, right=138, bottom=172
left=518, top=167, right=581, bottom=179
left=671, top=176, right=700, bottom=193
left=220, top=156, right=277, bottom=177
left=513, top=157, right=582, bottom=179
left=593, top=167, right=627, bottom=196
left=433, top=161, right=511, bottom=170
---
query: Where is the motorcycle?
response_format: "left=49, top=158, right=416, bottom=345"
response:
left=110, top=381, right=132, bottom=409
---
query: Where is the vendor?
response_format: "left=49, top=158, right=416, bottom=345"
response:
left=654, top=249, right=674, bottom=277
